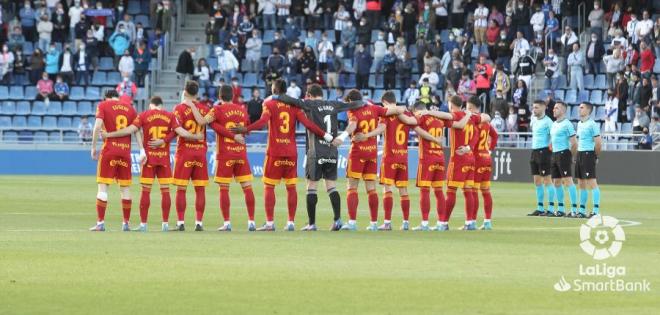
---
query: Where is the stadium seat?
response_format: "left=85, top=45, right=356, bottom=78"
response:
left=557, top=75, right=568, bottom=89
left=328, top=89, right=337, bottom=100
left=92, top=72, right=107, bottom=86
left=368, top=75, right=383, bottom=88
left=99, top=57, right=114, bottom=71
left=570, top=106, right=580, bottom=120
left=578, top=90, right=590, bottom=103
left=583, top=74, right=595, bottom=89
left=15, top=101, right=30, bottom=115
left=595, top=74, right=607, bottom=90
left=107, top=71, right=121, bottom=83
left=48, top=131, right=61, bottom=142
left=595, top=107, right=606, bottom=121
left=621, top=123, right=632, bottom=134
left=72, top=116, right=81, bottom=127
left=262, top=30, right=275, bottom=43
left=208, top=57, right=218, bottom=70
left=12, top=116, right=27, bottom=128
left=243, top=73, right=257, bottom=87
left=3, top=131, right=18, bottom=142
left=78, top=102, right=94, bottom=116
left=27, top=116, right=42, bottom=128
left=46, top=101, right=62, bottom=115
left=135, top=15, right=150, bottom=28
left=241, top=89, right=252, bottom=101
left=25, top=86, right=37, bottom=99
left=34, top=131, right=48, bottom=142
left=63, top=131, right=78, bottom=142
left=32, top=102, right=47, bottom=115
left=260, top=45, right=272, bottom=58
left=554, top=90, right=565, bottom=101
left=8, top=86, right=24, bottom=100
left=654, top=61, right=660, bottom=74
left=85, top=87, right=101, bottom=101
left=2, top=101, right=16, bottom=115
left=373, top=89, right=385, bottom=101
left=589, top=90, right=603, bottom=105
left=62, top=101, right=77, bottom=115
left=0, top=86, right=8, bottom=99
left=22, top=42, right=34, bottom=55
left=70, top=87, right=85, bottom=101
left=408, top=45, right=417, bottom=57
left=57, top=117, right=72, bottom=128
left=0, top=116, right=11, bottom=128
left=564, top=90, right=577, bottom=104
left=370, top=30, right=379, bottom=42
left=127, top=0, right=141, bottom=14
left=43, top=116, right=57, bottom=128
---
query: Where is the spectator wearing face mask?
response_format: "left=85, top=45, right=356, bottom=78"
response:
left=118, top=49, right=135, bottom=81
left=215, top=46, right=239, bottom=84
left=45, top=44, right=60, bottom=81
left=36, top=72, right=54, bottom=101
left=585, top=33, right=605, bottom=75
left=58, top=46, right=75, bottom=85
left=109, top=25, right=131, bottom=66
left=37, top=14, right=53, bottom=53
left=74, top=43, right=90, bottom=85
left=245, top=29, right=262, bottom=73
left=53, top=75, right=69, bottom=101
left=490, top=90, right=508, bottom=119
left=68, top=0, right=83, bottom=44
left=588, top=2, right=604, bottom=40
left=116, top=75, right=137, bottom=104
left=604, top=48, right=625, bottom=89
left=543, top=48, right=560, bottom=91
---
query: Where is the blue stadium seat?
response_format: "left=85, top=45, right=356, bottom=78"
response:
left=12, top=116, right=27, bottom=128
left=370, top=30, right=380, bottom=43
left=57, top=117, right=72, bottom=128
left=557, top=75, right=568, bottom=89
left=140, top=0, right=150, bottom=14
left=34, top=131, right=48, bottom=142
left=2, top=101, right=16, bottom=115
left=368, top=75, right=383, bottom=88
left=373, top=89, right=385, bottom=101
left=78, top=102, right=94, bottom=116
left=578, top=90, right=590, bottom=103
left=107, top=71, right=121, bottom=83
left=135, top=15, right=150, bottom=28
left=564, top=90, right=577, bottom=104
left=8, top=86, right=24, bottom=100
left=32, top=102, right=47, bottom=115
left=25, top=86, right=37, bottom=99
left=208, top=57, right=218, bottom=70
left=654, top=60, right=660, bottom=74
left=595, top=107, right=606, bottom=121
left=15, top=101, right=30, bottom=115
left=63, top=131, right=78, bottom=142
left=85, top=87, right=101, bottom=101
left=262, top=30, right=275, bottom=43
left=260, top=45, right=272, bottom=58
left=47, top=101, right=62, bottom=115
left=328, top=89, right=337, bottom=100
left=72, top=116, right=81, bottom=127
left=3, top=131, right=18, bottom=142
left=92, top=72, right=107, bottom=86
left=0, top=86, right=8, bottom=99
left=43, top=116, right=57, bottom=128
left=127, top=0, right=141, bottom=14
left=27, top=116, right=41, bottom=128
left=70, top=87, right=85, bottom=101
left=99, top=57, right=114, bottom=71
left=408, top=45, right=417, bottom=57
left=393, top=90, right=402, bottom=103
left=62, top=101, right=77, bottom=115
left=583, top=74, right=595, bottom=89
left=243, top=73, right=257, bottom=87
left=18, top=132, right=32, bottom=142
left=595, top=74, right=607, bottom=90
left=554, top=90, right=565, bottom=101
left=0, top=116, right=11, bottom=128
left=241, top=89, right=252, bottom=101
left=621, top=123, right=632, bottom=133
left=22, top=42, right=34, bottom=55
left=570, top=106, right=580, bottom=120
left=48, top=131, right=61, bottom=142
left=589, top=90, right=603, bottom=105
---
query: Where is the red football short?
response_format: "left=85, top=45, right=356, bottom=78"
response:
left=97, top=154, right=132, bottom=186
left=447, top=154, right=476, bottom=189
left=215, top=157, right=253, bottom=184
left=379, top=159, right=409, bottom=188
left=346, top=157, right=378, bottom=181
left=140, top=164, right=173, bottom=185
left=416, top=158, right=446, bottom=188
left=263, top=155, right=297, bottom=185
left=172, top=151, right=209, bottom=187
left=474, top=153, right=493, bottom=189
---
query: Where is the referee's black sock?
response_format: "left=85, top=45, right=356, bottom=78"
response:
left=306, top=189, right=317, bottom=225
left=328, top=188, right=341, bottom=221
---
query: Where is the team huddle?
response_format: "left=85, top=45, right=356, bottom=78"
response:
left=88, top=78, right=498, bottom=232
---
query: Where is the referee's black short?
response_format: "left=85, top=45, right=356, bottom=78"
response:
left=306, top=158, right=338, bottom=181
left=529, top=147, right=552, bottom=176
left=551, top=150, right=573, bottom=179
left=575, top=151, right=597, bottom=179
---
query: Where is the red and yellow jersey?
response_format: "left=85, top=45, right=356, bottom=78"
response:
left=96, top=99, right=137, bottom=157
left=133, top=109, right=179, bottom=166
left=417, top=114, right=452, bottom=162
left=172, top=102, right=210, bottom=154
left=207, top=103, right=249, bottom=160
left=448, top=111, right=481, bottom=159
left=476, top=121, right=498, bottom=155
left=381, top=111, right=416, bottom=163
left=347, top=104, right=388, bottom=159
left=247, top=98, right=326, bottom=158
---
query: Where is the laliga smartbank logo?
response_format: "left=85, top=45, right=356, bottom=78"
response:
left=553, top=215, right=651, bottom=293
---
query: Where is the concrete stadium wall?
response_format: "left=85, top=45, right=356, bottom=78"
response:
left=0, top=148, right=658, bottom=186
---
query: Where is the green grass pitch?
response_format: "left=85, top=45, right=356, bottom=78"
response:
left=0, top=176, right=658, bottom=314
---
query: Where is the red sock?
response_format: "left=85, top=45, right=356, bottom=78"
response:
left=383, top=191, right=393, bottom=221
left=400, top=194, right=410, bottom=221
left=194, top=186, right=205, bottom=222
left=96, top=199, right=107, bottom=222
left=444, top=188, right=457, bottom=222
left=472, top=190, right=480, bottom=221
left=286, top=184, right=297, bottom=222
left=434, top=188, right=445, bottom=221
left=367, top=189, right=379, bottom=222
left=121, top=199, right=131, bottom=223
left=482, top=189, right=493, bottom=220
left=347, top=188, right=358, bottom=220
left=175, top=188, right=186, bottom=221
left=139, top=185, right=151, bottom=224
left=242, top=185, right=255, bottom=221
left=161, top=187, right=171, bottom=222
left=463, top=188, right=474, bottom=221
left=420, top=188, right=430, bottom=221
left=219, top=185, right=230, bottom=222
left=264, top=184, right=275, bottom=221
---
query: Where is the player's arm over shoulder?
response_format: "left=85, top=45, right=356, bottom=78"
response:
left=397, top=111, right=418, bottom=125
left=273, top=93, right=308, bottom=110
